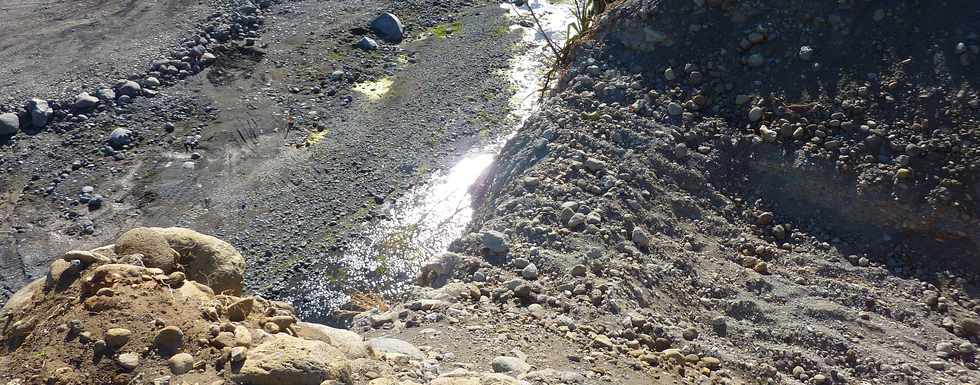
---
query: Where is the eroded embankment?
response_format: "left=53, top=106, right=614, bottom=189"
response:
left=430, top=0, right=980, bottom=384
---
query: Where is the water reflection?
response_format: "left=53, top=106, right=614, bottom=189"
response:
left=291, top=0, right=574, bottom=321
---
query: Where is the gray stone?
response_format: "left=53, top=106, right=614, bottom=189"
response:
left=798, top=46, right=814, bottom=61
left=96, top=88, right=116, bottom=101
left=109, top=128, right=133, bottom=147
left=27, top=99, right=52, bottom=129
left=481, top=230, right=509, bottom=256
left=0, top=113, right=18, bottom=135
left=117, top=80, right=142, bottom=97
left=370, top=13, right=404, bottom=42
left=143, top=77, right=161, bottom=89
left=168, top=353, right=194, bottom=375
left=521, top=263, right=539, bottom=280
left=491, top=356, right=530, bottom=375
left=74, top=93, right=100, bottom=111
left=356, top=36, right=379, bottom=51
left=631, top=228, right=651, bottom=248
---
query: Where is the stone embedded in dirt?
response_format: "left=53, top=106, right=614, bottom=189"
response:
left=231, top=333, right=351, bottom=385
left=227, top=297, right=254, bottom=322
left=149, top=227, right=246, bottom=295
left=116, top=352, right=140, bottom=371
left=592, top=334, right=614, bottom=350
left=168, top=352, right=194, bottom=375
left=155, top=326, right=184, bottom=354
left=748, top=106, right=765, bottom=122
left=116, top=80, right=143, bottom=97
left=366, top=337, right=424, bottom=360
left=370, top=13, right=404, bottom=42
left=95, top=88, right=116, bottom=101
left=0, top=113, right=20, bottom=135
left=667, top=102, right=683, bottom=116
left=234, top=325, right=253, bottom=347
left=568, top=264, right=587, bottom=277
left=27, top=98, right=52, bottom=129
left=73, top=92, right=100, bottom=111
left=104, top=328, right=132, bottom=350
left=296, top=322, right=370, bottom=359
left=230, top=346, right=248, bottom=364
left=357, top=36, right=379, bottom=51
left=143, top=76, right=161, bottom=89
left=63, top=250, right=110, bottom=265
left=109, top=127, right=134, bottom=148
left=211, top=331, right=237, bottom=348
left=491, top=356, right=530, bottom=375
left=481, top=230, right=509, bottom=256
left=583, top=157, right=606, bottom=172
left=115, top=228, right=179, bottom=273
left=521, top=263, right=539, bottom=280
left=631, top=228, right=651, bottom=248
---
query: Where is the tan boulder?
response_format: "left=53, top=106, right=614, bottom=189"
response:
left=296, top=322, right=370, bottom=358
left=149, top=227, right=245, bottom=295
left=1, top=278, right=44, bottom=317
left=115, top=228, right=179, bottom=273
left=231, top=333, right=351, bottom=385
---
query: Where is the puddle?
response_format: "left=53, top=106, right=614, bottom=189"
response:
left=352, top=77, right=393, bottom=100
left=294, top=0, right=575, bottom=321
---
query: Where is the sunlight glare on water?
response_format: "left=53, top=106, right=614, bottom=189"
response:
left=295, top=0, right=575, bottom=320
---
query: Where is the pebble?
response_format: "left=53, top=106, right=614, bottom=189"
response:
left=105, top=328, right=132, bottom=350
left=521, top=263, right=539, bottom=280
left=116, top=353, right=140, bottom=371
left=169, top=353, right=194, bottom=375
left=357, top=36, right=379, bottom=51
left=0, top=113, right=18, bottom=136
left=748, top=106, right=765, bottom=122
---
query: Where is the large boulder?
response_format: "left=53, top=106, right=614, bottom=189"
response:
left=365, top=337, right=424, bottom=360
left=114, top=228, right=179, bottom=273
left=149, top=227, right=245, bottom=295
left=296, top=322, right=370, bottom=358
left=231, top=333, right=351, bottom=385
left=1, top=278, right=43, bottom=317
left=370, top=13, right=404, bottom=42
left=0, top=113, right=19, bottom=136
left=27, top=98, right=52, bottom=129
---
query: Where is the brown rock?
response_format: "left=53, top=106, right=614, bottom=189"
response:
left=115, top=228, right=179, bottom=273
left=155, top=326, right=184, bottom=354
left=227, top=297, right=254, bottom=322
left=104, top=328, right=132, bottom=350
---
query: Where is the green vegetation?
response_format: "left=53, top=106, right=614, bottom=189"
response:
left=493, top=24, right=511, bottom=37
left=429, top=21, right=463, bottom=39
left=523, top=0, right=609, bottom=98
